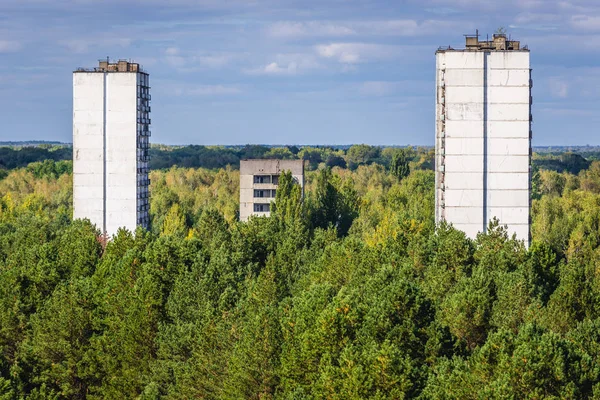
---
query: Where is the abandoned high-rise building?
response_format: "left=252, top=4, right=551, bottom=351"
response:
left=435, top=32, right=532, bottom=244
left=73, top=59, right=151, bottom=236
left=239, top=159, right=304, bottom=221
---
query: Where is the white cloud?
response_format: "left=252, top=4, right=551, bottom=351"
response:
left=315, top=43, right=401, bottom=64
left=570, top=15, right=600, bottom=30
left=196, top=55, right=232, bottom=68
left=164, top=48, right=239, bottom=70
left=246, top=61, right=301, bottom=76
left=267, top=21, right=355, bottom=38
left=358, top=80, right=429, bottom=96
left=266, top=62, right=298, bottom=75
left=417, top=0, right=545, bottom=10
left=0, top=40, right=21, bottom=52
left=360, top=81, right=399, bottom=96
left=245, top=53, right=320, bottom=76
left=527, top=33, right=600, bottom=51
left=170, top=84, right=242, bottom=96
left=267, top=19, right=465, bottom=39
left=61, top=37, right=131, bottom=54
left=165, top=47, right=186, bottom=68
left=547, top=77, right=569, bottom=98
left=187, top=85, right=242, bottom=95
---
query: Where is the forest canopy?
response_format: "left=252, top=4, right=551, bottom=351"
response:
left=1, top=151, right=600, bottom=398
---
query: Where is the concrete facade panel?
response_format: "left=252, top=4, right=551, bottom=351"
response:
left=487, top=155, right=530, bottom=173
left=488, top=173, right=529, bottom=190
left=107, top=135, right=136, bottom=149
left=487, top=138, right=530, bottom=155
left=444, top=172, right=529, bottom=191
left=73, top=203, right=103, bottom=216
left=506, top=225, right=530, bottom=242
left=445, top=189, right=483, bottom=207
left=240, top=159, right=304, bottom=176
left=442, top=69, right=484, bottom=86
left=488, top=52, right=530, bottom=70
left=445, top=87, right=484, bottom=104
left=488, top=86, right=530, bottom=104
left=106, top=150, right=137, bottom=163
left=445, top=155, right=484, bottom=172
left=73, top=134, right=103, bottom=149
left=73, top=111, right=104, bottom=124
left=445, top=172, right=484, bottom=190
left=73, top=160, right=103, bottom=174
left=106, top=174, right=136, bottom=187
left=73, top=209, right=103, bottom=228
left=487, top=190, right=530, bottom=207
left=439, top=52, right=484, bottom=69
left=488, top=104, right=530, bottom=121
left=445, top=137, right=484, bottom=155
left=488, top=207, right=529, bottom=224
left=73, top=173, right=103, bottom=187
left=445, top=120, right=484, bottom=138
left=106, top=198, right=137, bottom=212
left=445, top=207, right=484, bottom=225
left=451, top=223, right=483, bottom=238
left=487, top=121, right=530, bottom=138
left=488, top=69, right=530, bottom=87
left=73, top=186, right=104, bottom=199
left=73, top=148, right=103, bottom=162
left=106, top=161, right=136, bottom=174
left=446, top=103, right=484, bottom=121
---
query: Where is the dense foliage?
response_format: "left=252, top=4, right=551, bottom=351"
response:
left=2, top=156, right=600, bottom=398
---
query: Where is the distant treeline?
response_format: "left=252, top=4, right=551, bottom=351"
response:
left=0, top=145, right=72, bottom=171
left=2, top=143, right=600, bottom=176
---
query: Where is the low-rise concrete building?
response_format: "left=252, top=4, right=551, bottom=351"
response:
left=239, top=159, right=304, bottom=221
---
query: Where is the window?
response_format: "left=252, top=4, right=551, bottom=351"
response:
left=254, top=189, right=277, bottom=198
left=272, top=175, right=279, bottom=185
left=254, top=175, right=271, bottom=184
left=271, top=189, right=277, bottom=197
left=254, top=203, right=270, bottom=212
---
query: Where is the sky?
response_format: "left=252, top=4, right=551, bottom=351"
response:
left=1, top=0, right=600, bottom=146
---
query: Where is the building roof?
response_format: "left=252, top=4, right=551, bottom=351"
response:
left=74, top=59, right=147, bottom=73
left=437, top=31, right=528, bottom=53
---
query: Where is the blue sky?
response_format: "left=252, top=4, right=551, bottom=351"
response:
left=1, top=0, right=599, bottom=145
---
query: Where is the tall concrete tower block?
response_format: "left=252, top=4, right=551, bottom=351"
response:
left=435, top=33, right=532, bottom=244
left=239, top=159, right=304, bottom=221
left=73, top=60, right=151, bottom=237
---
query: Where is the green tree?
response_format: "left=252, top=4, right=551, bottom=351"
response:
left=389, top=150, right=411, bottom=181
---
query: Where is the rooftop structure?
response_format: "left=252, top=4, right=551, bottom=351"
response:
left=239, top=159, right=304, bottom=221
left=73, top=59, right=151, bottom=236
left=435, top=32, right=532, bottom=244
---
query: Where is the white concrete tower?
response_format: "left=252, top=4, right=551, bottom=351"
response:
left=73, top=59, right=151, bottom=237
left=435, top=32, right=531, bottom=244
